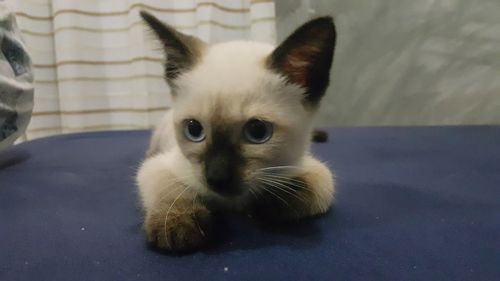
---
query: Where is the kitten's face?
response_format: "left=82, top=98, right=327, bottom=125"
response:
left=141, top=12, right=336, bottom=201
left=172, top=42, right=313, bottom=198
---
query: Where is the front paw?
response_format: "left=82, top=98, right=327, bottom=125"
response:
left=250, top=191, right=303, bottom=223
left=251, top=167, right=334, bottom=223
left=144, top=201, right=213, bottom=253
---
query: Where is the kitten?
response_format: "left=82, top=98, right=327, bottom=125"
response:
left=137, top=11, right=336, bottom=252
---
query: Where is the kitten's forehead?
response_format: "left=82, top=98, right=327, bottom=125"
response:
left=174, top=41, right=307, bottom=125
left=176, top=92, right=282, bottom=124
left=177, top=41, right=278, bottom=98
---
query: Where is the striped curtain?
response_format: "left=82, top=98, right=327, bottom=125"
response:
left=6, top=0, right=276, bottom=139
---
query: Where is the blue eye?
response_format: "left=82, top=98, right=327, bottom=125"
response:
left=243, top=119, right=273, bottom=144
left=183, top=119, right=205, bottom=142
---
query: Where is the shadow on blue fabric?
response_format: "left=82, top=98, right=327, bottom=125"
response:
left=0, top=148, right=30, bottom=170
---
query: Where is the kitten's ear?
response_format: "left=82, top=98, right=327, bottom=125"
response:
left=267, top=17, right=336, bottom=105
left=140, top=11, right=206, bottom=85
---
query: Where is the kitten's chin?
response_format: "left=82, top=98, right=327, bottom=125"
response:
left=199, top=188, right=252, bottom=212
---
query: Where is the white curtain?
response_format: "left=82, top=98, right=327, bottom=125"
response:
left=6, top=0, right=276, bottom=139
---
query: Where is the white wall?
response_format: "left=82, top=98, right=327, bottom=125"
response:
left=276, top=0, right=500, bottom=126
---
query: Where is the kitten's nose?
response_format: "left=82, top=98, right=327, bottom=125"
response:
left=205, top=152, right=240, bottom=196
left=206, top=166, right=231, bottom=191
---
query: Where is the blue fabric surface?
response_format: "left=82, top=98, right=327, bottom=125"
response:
left=0, top=127, right=499, bottom=281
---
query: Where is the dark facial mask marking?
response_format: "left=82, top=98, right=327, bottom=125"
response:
left=204, top=127, right=244, bottom=196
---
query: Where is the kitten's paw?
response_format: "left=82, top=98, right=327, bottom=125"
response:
left=144, top=201, right=213, bottom=253
left=250, top=189, right=305, bottom=223
left=251, top=157, right=334, bottom=223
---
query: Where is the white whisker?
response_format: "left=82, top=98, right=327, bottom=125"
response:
left=248, top=187, right=259, bottom=200
left=155, top=184, right=182, bottom=206
left=258, top=178, right=305, bottom=202
left=259, top=177, right=297, bottom=193
left=257, top=182, right=290, bottom=207
left=259, top=174, right=308, bottom=191
left=260, top=173, right=306, bottom=185
left=163, top=185, right=191, bottom=248
left=154, top=175, right=194, bottom=204
left=257, top=165, right=303, bottom=172
left=192, top=193, right=206, bottom=237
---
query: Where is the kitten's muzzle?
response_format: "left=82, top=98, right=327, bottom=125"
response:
left=204, top=150, right=242, bottom=197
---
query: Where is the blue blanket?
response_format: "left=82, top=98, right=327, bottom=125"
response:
left=1, top=127, right=499, bottom=281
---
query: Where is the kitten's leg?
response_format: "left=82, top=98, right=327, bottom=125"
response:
left=251, top=155, right=334, bottom=222
left=137, top=154, right=213, bottom=252
left=146, top=109, right=174, bottom=157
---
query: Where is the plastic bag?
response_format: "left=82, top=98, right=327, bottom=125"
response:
left=0, top=2, right=34, bottom=151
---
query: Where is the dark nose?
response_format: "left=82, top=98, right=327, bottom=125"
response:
left=205, top=152, right=239, bottom=196
left=206, top=166, right=231, bottom=190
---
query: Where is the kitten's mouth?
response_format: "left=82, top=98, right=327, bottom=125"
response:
left=206, top=182, right=244, bottom=198
left=200, top=184, right=252, bottom=212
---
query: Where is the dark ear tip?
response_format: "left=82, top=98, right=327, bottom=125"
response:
left=311, top=16, right=335, bottom=29
left=139, top=10, right=161, bottom=27
left=303, top=16, right=336, bottom=37
left=312, top=16, right=334, bottom=23
left=139, top=10, right=152, bottom=20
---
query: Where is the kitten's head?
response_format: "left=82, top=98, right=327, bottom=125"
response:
left=141, top=12, right=336, bottom=202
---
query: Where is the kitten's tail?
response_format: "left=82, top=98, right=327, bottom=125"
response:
left=312, top=129, right=328, bottom=143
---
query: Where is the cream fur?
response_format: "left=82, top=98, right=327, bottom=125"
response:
left=137, top=39, right=334, bottom=211
left=135, top=34, right=336, bottom=253
left=135, top=11, right=338, bottom=252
